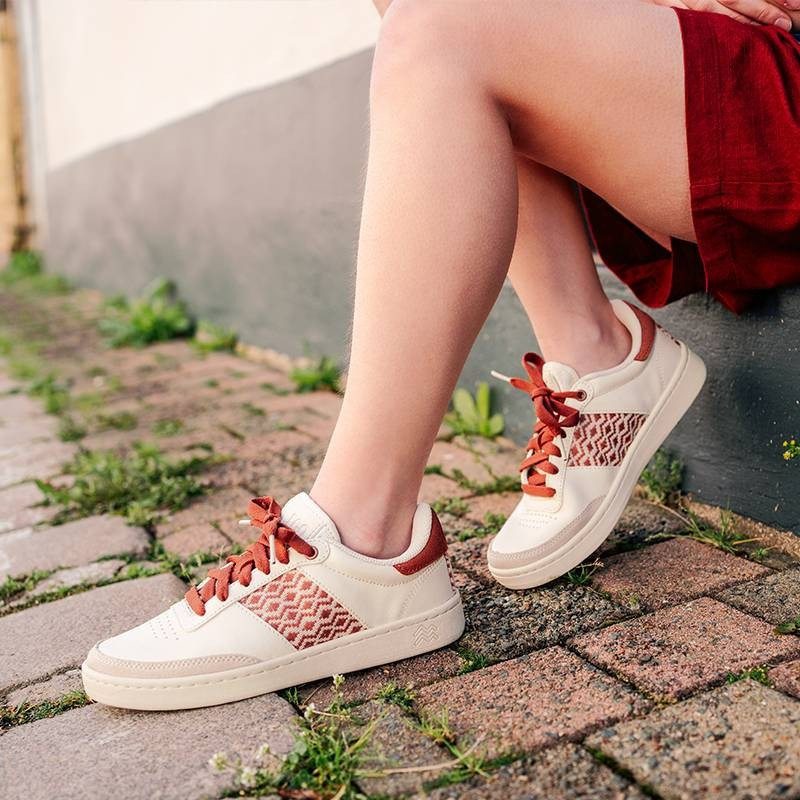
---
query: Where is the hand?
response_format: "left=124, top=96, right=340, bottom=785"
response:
left=647, top=0, right=800, bottom=31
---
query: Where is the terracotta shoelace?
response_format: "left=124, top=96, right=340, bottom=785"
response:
left=185, top=496, right=316, bottom=616
left=493, top=353, right=584, bottom=498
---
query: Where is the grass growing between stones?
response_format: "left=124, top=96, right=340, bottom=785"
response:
left=431, top=496, right=469, bottom=518
left=0, top=543, right=231, bottom=617
left=425, top=463, right=519, bottom=497
left=193, top=320, right=238, bottom=353
left=151, top=418, right=185, bottom=437
left=229, top=677, right=501, bottom=798
left=457, top=512, right=507, bottom=542
left=0, top=570, right=53, bottom=605
left=99, top=278, right=194, bottom=348
left=775, top=616, right=800, bottom=635
left=414, top=709, right=507, bottom=791
left=456, top=647, right=491, bottom=674
left=680, top=509, right=759, bottom=555
left=639, top=449, right=683, bottom=506
left=565, top=559, right=604, bottom=586
left=375, top=682, right=416, bottom=712
left=0, top=250, right=71, bottom=296
left=36, top=443, right=215, bottom=528
left=214, top=675, right=376, bottom=800
left=0, top=690, right=89, bottom=730
left=290, top=354, right=342, bottom=394
left=726, top=666, right=771, bottom=686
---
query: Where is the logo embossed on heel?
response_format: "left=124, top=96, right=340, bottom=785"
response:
left=413, top=624, right=439, bottom=646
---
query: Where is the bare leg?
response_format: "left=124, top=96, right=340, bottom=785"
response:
left=508, top=157, right=631, bottom=373
left=311, top=11, right=518, bottom=556
left=312, top=0, right=693, bottom=557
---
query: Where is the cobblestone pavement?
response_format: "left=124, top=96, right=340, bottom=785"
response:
left=1, top=286, right=799, bottom=800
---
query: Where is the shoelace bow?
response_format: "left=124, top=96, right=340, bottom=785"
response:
left=184, top=496, right=316, bottom=616
left=493, top=353, right=584, bottom=498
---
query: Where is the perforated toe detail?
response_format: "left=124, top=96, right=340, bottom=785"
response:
left=147, top=608, right=181, bottom=641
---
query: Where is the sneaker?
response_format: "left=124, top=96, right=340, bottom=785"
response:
left=487, top=300, right=705, bottom=589
left=82, top=493, right=464, bottom=710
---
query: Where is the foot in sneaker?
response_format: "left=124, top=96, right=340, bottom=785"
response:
left=82, top=493, right=464, bottom=710
left=487, top=299, right=705, bottom=589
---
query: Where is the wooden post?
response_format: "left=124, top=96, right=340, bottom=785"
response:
left=0, top=0, right=30, bottom=261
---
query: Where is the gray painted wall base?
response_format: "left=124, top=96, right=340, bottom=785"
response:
left=45, top=50, right=799, bottom=531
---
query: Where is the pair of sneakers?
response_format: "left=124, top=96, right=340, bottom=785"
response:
left=82, top=301, right=705, bottom=710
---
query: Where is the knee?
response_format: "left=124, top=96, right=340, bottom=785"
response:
left=370, top=0, right=481, bottom=104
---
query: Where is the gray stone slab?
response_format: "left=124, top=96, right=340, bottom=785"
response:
left=0, top=573, right=185, bottom=694
left=5, top=669, right=83, bottom=707
left=717, top=567, right=800, bottom=625
left=0, top=373, right=21, bottom=394
left=586, top=681, right=800, bottom=800
left=24, top=559, right=127, bottom=599
left=0, top=416, right=59, bottom=449
left=0, top=440, right=76, bottom=488
left=0, top=515, right=148, bottom=580
left=0, top=393, right=50, bottom=425
left=419, top=744, right=646, bottom=800
left=354, top=700, right=448, bottom=797
left=1, top=693, right=297, bottom=800
left=0, top=481, right=56, bottom=534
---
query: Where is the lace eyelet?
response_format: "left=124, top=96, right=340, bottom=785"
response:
left=576, top=390, right=587, bottom=401
left=307, top=546, right=319, bottom=560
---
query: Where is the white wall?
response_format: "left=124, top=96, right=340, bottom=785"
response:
left=36, top=0, right=380, bottom=169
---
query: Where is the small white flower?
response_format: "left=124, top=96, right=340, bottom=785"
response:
left=208, top=752, right=228, bottom=771
left=239, top=767, right=257, bottom=788
left=256, top=743, right=271, bottom=760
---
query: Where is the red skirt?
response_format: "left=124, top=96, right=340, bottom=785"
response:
left=580, top=8, right=800, bottom=313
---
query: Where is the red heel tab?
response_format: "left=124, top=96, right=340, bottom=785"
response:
left=394, top=510, right=448, bottom=575
left=625, top=302, right=657, bottom=361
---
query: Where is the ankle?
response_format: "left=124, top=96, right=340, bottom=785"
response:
left=309, top=485, right=416, bottom=559
left=539, top=309, right=631, bottom=376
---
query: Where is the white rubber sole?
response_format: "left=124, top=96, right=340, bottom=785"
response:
left=81, top=592, right=465, bottom=711
left=489, top=345, right=706, bottom=590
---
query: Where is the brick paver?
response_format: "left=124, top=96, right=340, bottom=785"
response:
left=299, top=648, right=464, bottom=707
left=0, top=515, right=148, bottom=580
left=3, top=285, right=800, bottom=800
left=3, top=693, right=297, bottom=800
left=354, top=700, right=449, bottom=797
left=571, top=597, right=800, bottom=700
left=0, top=439, right=77, bottom=487
left=0, top=481, right=56, bottom=534
left=458, top=578, right=634, bottom=661
left=418, top=743, right=647, bottom=800
left=5, top=668, right=83, bottom=707
left=590, top=537, right=771, bottom=610
left=415, top=647, right=649, bottom=758
left=587, top=681, right=800, bottom=800
left=717, top=566, right=800, bottom=624
left=770, top=659, right=800, bottom=699
left=0, top=573, right=185, bottom=694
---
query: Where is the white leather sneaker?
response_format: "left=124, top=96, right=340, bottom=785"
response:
left=487, top=300, right=705, bottom=589
left=82, top=493, right=464, bottom=710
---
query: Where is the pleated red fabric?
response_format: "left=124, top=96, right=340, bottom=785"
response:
left=580, top=8, right=800, bottom=313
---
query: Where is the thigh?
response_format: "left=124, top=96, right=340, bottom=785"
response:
left=466, top=0, right=695, bottom=241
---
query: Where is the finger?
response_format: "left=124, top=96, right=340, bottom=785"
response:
left=684, top=0, right=760, bottom=23
left=716, top=0, right=794, bottom=28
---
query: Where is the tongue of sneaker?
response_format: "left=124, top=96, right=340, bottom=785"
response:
left=280, top=492, right=342, bottom=544
left=542, top=361, right=579, bottom=392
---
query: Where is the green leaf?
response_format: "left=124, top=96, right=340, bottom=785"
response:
left=452, top=388, right=478, bottom=426
left=475, top=382, right=491, bottom=421
left=487, top=413, right=505, bottom=437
